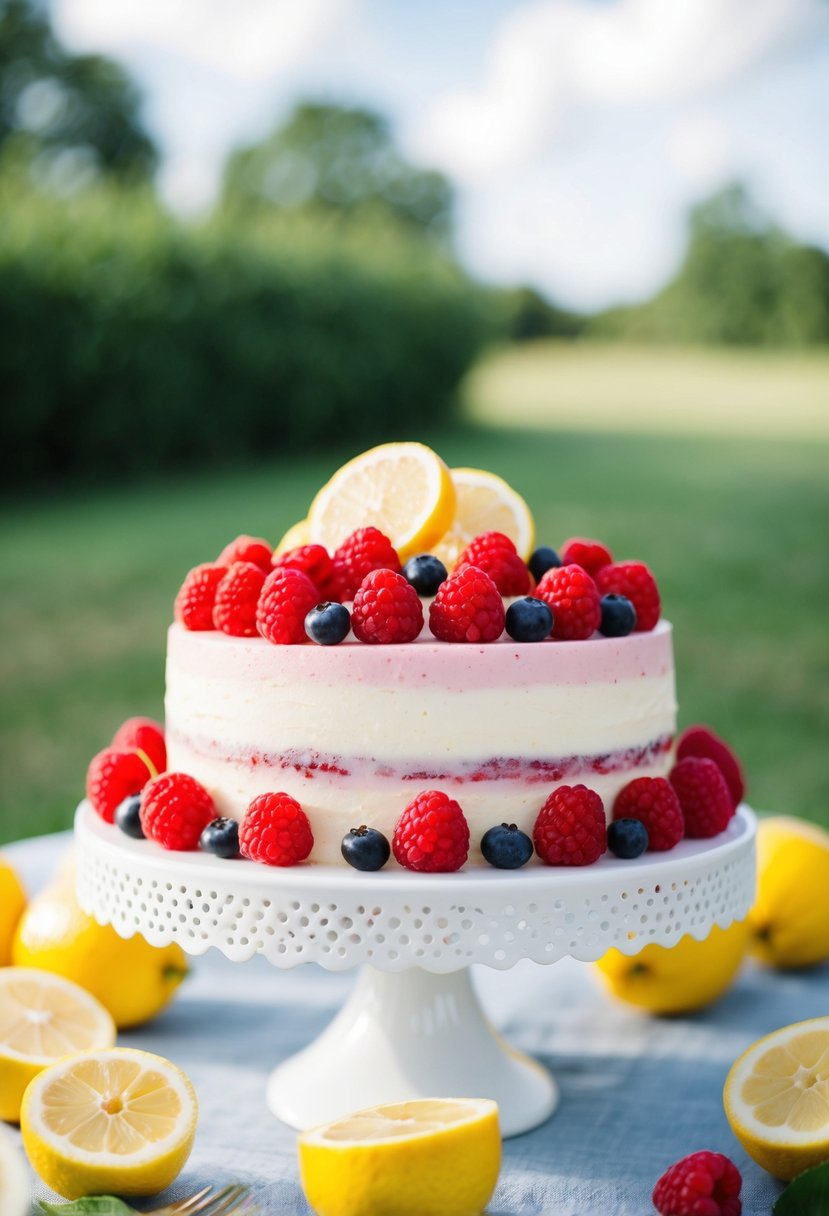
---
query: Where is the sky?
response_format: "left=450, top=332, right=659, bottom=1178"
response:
left=50, top=0, right=829, bottom=311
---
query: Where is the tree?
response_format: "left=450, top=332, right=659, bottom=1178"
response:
left=594, top=184, right=829, bottom=347
left=0, top=0, right=157, bottom=186
left=221, top=102, right=453, bottom=243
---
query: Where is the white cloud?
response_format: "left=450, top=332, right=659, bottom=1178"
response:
left=412, top=0, right=825, bottom=180
left=53, top=0, right=357, bottom=83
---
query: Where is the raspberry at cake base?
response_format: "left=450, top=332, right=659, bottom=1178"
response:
left=164, top=617, right=676, bottom=865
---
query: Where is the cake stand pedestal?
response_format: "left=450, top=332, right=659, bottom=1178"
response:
left=74, top=804, right=756, bottom=1137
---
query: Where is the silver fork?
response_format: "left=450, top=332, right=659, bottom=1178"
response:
left=140, top=1184, right=257, bottom=1216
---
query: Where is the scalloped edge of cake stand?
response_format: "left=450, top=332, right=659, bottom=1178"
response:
left=74, top=804, right=755, bottom=1136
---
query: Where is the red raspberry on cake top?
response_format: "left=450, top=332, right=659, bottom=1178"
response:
left=273, top=543, right=341, bottom=601
left=257, top=567, right=319, bottom=645
left=613, top=776, right=684, bottom=851
left=333, top=527, right=401, bottom=600
left=429, top=564, right=505, bottom=643
left=595, top=561, right=660, bottom=632
left=217, top=534, right=273, bottom=571
left=351, top=568, right=424, bottom=644
left=174, top=562, right=227, bottom=631
left=652, top=1150, right=742, bottom=1216
left=559, top=537, right=613, bottom=576
left=140, top=771, right=216, bottom=850
left=676, top=725, right=745, bottom=809
left=533, top=785, right=607, bottom=866
left=457, top=532, right=531, bottom=596
left=111, top=717, right=166, bottom=774
left=86, top=748, right=155, bottom=823
left=392, top=790, right=470, bottom=872
left=239, top=792, right=314, bottom=866
left=214, top=561, right=268, bottom=637
left=670, top=756, right=733, bottom=838
left=536, top=564, right=601, bottom=640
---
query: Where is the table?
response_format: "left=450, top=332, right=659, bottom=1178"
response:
left=7, top=831, right=827, bottom=1216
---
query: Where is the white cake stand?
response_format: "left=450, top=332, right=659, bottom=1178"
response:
left=74, top=803, right=756, bottom=1137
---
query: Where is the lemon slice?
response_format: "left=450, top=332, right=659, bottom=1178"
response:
left=20, top=1047, right=198, bottom=1199
left=275, top=517, right=310, bottom=555
left=307, top=443, right=456, bottom=561
left=0, top=967, right=116, bottom=1123
left=0, top=1124, right=30, bottom=1216
left=432, top=467, right=535, bottom=569
left=298, top=1097, right=501, bottom=1216
left=724, top=1016, right=829, bottom=1180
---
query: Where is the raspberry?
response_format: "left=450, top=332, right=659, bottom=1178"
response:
left=560, top=537, right=613, bottom=576
left=533, top=785, right=607, bottom=866
left=428, top=565, right=505, bottom=643
left=86, top=748, right=154, bottom=823
left=613, top=776, right=684, bottom=851
left=256, top=567, right=319, bottom=645
left=274, top=543, right=341, bottom=600
left=217, top=534, right=273, bottom=571
left=676, top=725, right=745, bottom=809
left=457, top=532, right=531, bottom=596
left=595, top=561, right=660, bottom=632
left=174, top=563, right=227, bottom=631
left=111, top=717, right=166, bottom=774
left=653, top=1151, right=742, bottom=1216
left=670, top=756, right=733, bottom=838
left=392, top=790, right=470, bottom=872
left=333, top=527, right=401, bottom=600
left=351, top=568, right=424, bottom=644
left=213, top=561, right=267, bottom=637
left=536, top=565, right=601, bottom=640
left=239, top=792, right=313, bottom=865
left=140, top=772, right=216, bottom=851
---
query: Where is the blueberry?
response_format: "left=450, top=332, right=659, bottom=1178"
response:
left=528, top=546, right=561, bottom=582
left=305, top=601, right=351, bottom=645
left=402, top=554, right=448, bottom=596
left=607, top=818, right=649, bottom=859
left=200, top=817, right=240, bottom=858
left=114, top=794, right=145, bottom=839
left=599, top=594, right=637, bottom=637
left=341, top=825, right=391, bottom=871
left=481, top=823, right=534, bottom=869
left=505, top=596, right=553, bottom=642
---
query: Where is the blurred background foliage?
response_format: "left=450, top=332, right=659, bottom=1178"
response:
left=1, top=0, right=828, bottom=491
left=0, top=0, right=827, bottom=842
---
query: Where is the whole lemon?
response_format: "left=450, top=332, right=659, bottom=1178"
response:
left=747, top=816, right=829, bottom=969
left=594, top=920, right=749, bottom=1014
left=12, top=878, right=188, bottom=1028
left=0, top=855, right=27, bottom=965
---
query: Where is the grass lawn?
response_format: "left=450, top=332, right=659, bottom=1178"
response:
left=2, top=343, right=828, bottom=845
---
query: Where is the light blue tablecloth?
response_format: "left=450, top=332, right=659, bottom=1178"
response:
left=6, top=832, right=826, bottom=1216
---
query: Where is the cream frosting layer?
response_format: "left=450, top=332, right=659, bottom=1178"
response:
left=165, top=621, right=677, bottom=866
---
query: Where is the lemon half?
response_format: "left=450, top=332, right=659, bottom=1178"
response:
left=21, top=1047, right=198, bottom=1198
left=724, top=1016, right=829, bottom=1180
left=432, top=467, right=535, bottom=569
left=297, top=1097, right=501, bottom=1216
left=308, top=442, right=456, bottom=560
left=0, top=967, right=116, bottom=1123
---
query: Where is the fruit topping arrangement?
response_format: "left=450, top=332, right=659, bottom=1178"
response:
left=87, top=717, right=745, bottom=872
left=172, top=442, right=663, bottom=645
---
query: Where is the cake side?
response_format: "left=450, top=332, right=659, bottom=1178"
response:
left=165, top=620, right=677, bottom=864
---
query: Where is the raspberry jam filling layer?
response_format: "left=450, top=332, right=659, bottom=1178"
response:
left=168, top=730, right=672, bottom=785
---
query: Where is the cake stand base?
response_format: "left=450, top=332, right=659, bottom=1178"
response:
left=267, top=965, right=556, bottom=1136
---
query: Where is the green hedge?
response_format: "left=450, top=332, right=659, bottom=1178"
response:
left=0, top=182, right=494, bottom=486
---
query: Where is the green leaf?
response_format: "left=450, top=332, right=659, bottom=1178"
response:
left=37, top=1198, right=134, bottom=1216
left=774, top=1160, right=829, bottom=1215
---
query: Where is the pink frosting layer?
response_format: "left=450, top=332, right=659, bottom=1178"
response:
left=167, top=619, right=673, bottom=692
